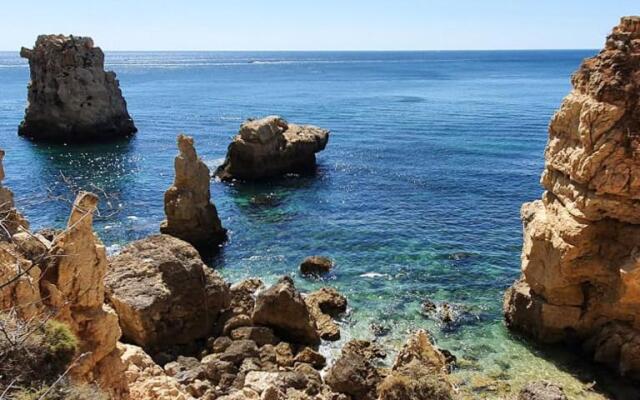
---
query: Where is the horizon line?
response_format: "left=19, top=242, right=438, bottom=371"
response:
left=0, top=48, right=600, bottom=53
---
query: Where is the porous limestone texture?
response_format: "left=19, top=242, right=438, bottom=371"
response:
left=504, top=16, right=640, bottom=380
left=19, top=34, right=136, bottom=141
left=216, top=116, right=329, bottom=181
left=160, top=134, right=226, bottom=252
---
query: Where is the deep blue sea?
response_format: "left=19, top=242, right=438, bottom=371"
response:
left=1, top=50, right=631, bottom=397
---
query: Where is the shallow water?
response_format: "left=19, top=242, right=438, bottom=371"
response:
left=0, top=50, right=634, bottom=398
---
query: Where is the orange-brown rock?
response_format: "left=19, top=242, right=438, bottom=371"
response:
left=378, top=330, right=453, bottom=400
left=120, top=343, right=194, bottom=400
left=161, top=134, right=226, bottom=253
left=504, top=16, right=640, bottom=380
left=0, top=149, right=29, bottom=239
left=105, top=234, right=230, bottom=351
left=40, top=192, right=128, bottom=397
left=252, top=276, right=320, bottom=346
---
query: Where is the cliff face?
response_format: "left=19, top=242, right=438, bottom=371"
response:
left=18, top=35, right=136, bottom=142
left=504, top=16, right=640, bottom=380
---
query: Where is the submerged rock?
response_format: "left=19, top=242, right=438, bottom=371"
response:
left=105, top=234, right=230, bottom=350
left=19, top=35, right=136, bottom=141
left=504, top=16, right=640, bottom=380
left=518, top=381, right=567, bottom=400
left=160, top=134, right=226, bottom=252
left=252, top=276, right=320, bottom=346
left=215, top=116, right=329, bottom=181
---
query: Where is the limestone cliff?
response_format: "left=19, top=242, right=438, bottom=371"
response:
left=504, top=16, right=640, bottom=380
left=160, top=134, right=226, bottom=251
left=215, top=116, right=329, bottom=181
left=19, top=35, right=136, bottom=141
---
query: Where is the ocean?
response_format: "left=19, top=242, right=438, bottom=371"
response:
left=0, top=50, right=631, bottom=397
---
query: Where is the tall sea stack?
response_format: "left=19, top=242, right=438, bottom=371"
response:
left=504, top=16, right=640, bottom=380
left=160, top=134, right=227, bottom=252
left=18, top=35, right=136, bottom=142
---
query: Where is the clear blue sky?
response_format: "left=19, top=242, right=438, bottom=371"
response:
left=2, top=1, right=637, bottom=51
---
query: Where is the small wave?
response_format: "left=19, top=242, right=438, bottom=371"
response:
left=359, top=272, right=390, bottom=279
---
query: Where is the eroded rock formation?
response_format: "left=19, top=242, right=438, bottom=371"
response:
left=504, top=16, right=640, bottom=380
left=160, top=134, right=226, bottom=252
left=19, top=35, right=136, bottom=141
left=39, top=192, right=128, bottom=396
left=105, top=234, right=230, bottom=351
left=0, top=150, right=29, bottom=239
left=215, top=116, right=329, bottom=181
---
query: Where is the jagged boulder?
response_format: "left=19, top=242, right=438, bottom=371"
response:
left=19, top=34, right=136, bottom=141
left=304, top=287, right=347, bottom=341
left=39, top=192, right=128, bottom=397
left=160, top=134, right=226, bottom=252
left=105, top=234, right=230, bottom=350
left=215, top=116, right=329, bottom=181
left=504, top=16, right=640, bottom=380
left=377, top=330, right=453, bottom=400
left=0, top=150, right=29, bottom=239
left=252, top=276, right=320, bottom=346
left=325, top=339, right=385, bottom=400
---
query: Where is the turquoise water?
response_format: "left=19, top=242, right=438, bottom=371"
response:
left=1, top=50, right=630, bottom=397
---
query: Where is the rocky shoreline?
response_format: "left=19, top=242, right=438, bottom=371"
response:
left=1, top=15, right=640, bottom=400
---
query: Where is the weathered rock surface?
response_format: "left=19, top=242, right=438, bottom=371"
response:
left=39, top=192, right=128, bottom=396
left=504, top=16, right=640, bottom=380
left=300, top=256, right=333, bottom=277
left=105, top=234, right=230, bottom=350
left=160, top=134, right=226, bottom=251
left=121, top=343, right=194, bottom=400
left=215, top=116, right=329, bottom=181
left=325, top=339, right=385, bottom=400
left=19, top=35, right=136, bottom=141
left=0, top=150, right=29, bottom=239
left=377, top=330, right=453, bottom=400
left=518, top=381, right=567, bottom=400
left=304, top=287, right=347, bottom=341
left=252, top=276, right=320, bottom=346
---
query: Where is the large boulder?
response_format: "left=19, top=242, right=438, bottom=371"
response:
left=251, top=276, right=320, bottom=346
left=215, top=116, right=329, bottom=181
left=504, top=16, right=640, bottom=380
left=105, top=234, right=230, bottom=350
left=160, top=134, right=226, bottom=252
left=18, top=35, right=136, bottom=142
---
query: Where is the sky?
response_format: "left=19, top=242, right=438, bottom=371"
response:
left=1, top=1, right=638, bottom=51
